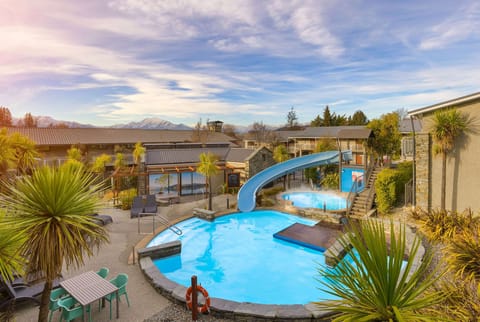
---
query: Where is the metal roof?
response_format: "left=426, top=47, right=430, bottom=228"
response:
left=226, top=148, right=255, bottom=162
left=5, top=127, right=238, bottom=146
left=286, top=126, right=370, bottom=139
left=146, top=147, right=230, bottom=165
left=408, top=91, right=480, bottom=116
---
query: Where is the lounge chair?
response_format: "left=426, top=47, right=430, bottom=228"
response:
left=92, top=214, right=113, bottom=226
left=130, top=196, right=145, bottom=218
left=143, top=194, right=157, bottom=215
left=0, top=277, right=62, bottom=311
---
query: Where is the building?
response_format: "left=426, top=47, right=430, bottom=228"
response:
left=408, top=91, right=480, bottom=211
left=5, top=127, right=275, bottom=198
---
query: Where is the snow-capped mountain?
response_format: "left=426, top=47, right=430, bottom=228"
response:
left=110, top=118, right=192, bottom=130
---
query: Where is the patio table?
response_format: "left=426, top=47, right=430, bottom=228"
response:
left=60, top=270, right=119, bottom=321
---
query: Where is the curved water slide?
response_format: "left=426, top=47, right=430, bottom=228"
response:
left=237, top=150, right=352, bottom=212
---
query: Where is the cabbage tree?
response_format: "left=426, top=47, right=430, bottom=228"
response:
left=1, top=164, right=109, bottom=322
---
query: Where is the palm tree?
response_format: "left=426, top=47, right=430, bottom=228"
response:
left=0, top=128, right=16, bottom=177
left=197, top=152, right=218, bottom=210
left=132, top=141, right=145, bottom=166
left=9, top=132, right=39, bottom=175
left=430, top=108, right=471, bottom=210
left=317, top=219, right=444, bottom=321
left=0, top=164, right=109, bottom=322
left=0, top=211, right=27, bottom=321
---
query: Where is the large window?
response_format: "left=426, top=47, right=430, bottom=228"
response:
left=149, top=173, right=178, bottom=194
left=180, top=172, right=205, bottom=195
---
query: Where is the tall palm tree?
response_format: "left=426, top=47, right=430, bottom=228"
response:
left=317, top=219, right=444, bottom=321
left=0, top=164, right=109, bottom=322
left=8, top=132, right=39, bottom=175
left=0, top=211, right=27, bottom=321
left=197, top=152, right=218, bottom=210
left=132, top=141, right=145, bottom=166
left=430, top=108, right=471, bottom=210
left=0, top=128, right=16, bottom=177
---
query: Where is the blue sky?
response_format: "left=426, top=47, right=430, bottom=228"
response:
left=1, top=0, right=479, bottom=127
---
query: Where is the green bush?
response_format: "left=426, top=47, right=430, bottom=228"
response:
left=375, top=162, right=412, bottom=214
left=321, top=173, right=339, bottom=190
left=118, top=188, right=137, bottom=210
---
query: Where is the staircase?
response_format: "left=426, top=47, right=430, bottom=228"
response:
left=349, top=166, right=382, bottom=217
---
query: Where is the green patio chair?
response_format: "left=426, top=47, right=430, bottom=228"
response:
left=57, top=296, right=91, bottom=322
left=104, top=273, right=130, bottom=319
left=48, top=287, right=69, bottom=322
left=96, top=267, right=109, bottom=279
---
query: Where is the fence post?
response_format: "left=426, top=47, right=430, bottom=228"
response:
left=191, top=275, right=198, bottom=321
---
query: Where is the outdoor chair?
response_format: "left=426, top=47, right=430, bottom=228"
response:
left=57, top=296, right=91, bottom=322
left=48, top=287, right=69, bottom=322
left=103, top=273, right=130, bottom=319
left=91, top=214, right=113, bottom=226
left=96, top=267, right=109, bottom=279
left=0, top=280, right=42, bottom=311
left=130, top=196, right=145, bottom=218
left=143, top=194, right=157, bottom=214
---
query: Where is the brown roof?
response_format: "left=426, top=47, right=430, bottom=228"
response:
left=5, top=127, right=238, bottom=146
left=226, top=148, right=255, bottom=162
left=146, top=146, right=230, bottom=165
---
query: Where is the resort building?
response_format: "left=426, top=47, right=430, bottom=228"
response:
left=4, top=127, right=273, bottom=198
left=408, top=91, right=480, bottom=211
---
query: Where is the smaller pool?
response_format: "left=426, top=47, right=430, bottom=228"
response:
left=282, top=191, right=347, bottom=210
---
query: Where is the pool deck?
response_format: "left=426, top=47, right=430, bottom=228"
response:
left=274, top=223, right=342, bottom=252
left=14, top=193, right=337, bottom=321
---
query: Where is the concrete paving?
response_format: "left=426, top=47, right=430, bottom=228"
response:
left=15, top=194, right=234, bottom=322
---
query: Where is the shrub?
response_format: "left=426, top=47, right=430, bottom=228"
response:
left=447, top=225, right=480, bottom=281
left=321, top=172, right=339, bottom=190
left=410, top=207, right=480, bottom=242
left=118, top=188, right=137, bottom=210
left=375, top=162, right=413, bottom=214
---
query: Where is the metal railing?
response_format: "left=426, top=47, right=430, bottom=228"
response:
left=137, top=213, right=182, bottom=235
left=346, top=174, right=364, bottom=216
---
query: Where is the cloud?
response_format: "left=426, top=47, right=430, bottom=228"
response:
left=419, top=2, right=480, bottom=50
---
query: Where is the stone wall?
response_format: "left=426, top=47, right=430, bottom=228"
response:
left=245, top=147, right=275, bottom=179
left=415, top=133, right=431, bottom=210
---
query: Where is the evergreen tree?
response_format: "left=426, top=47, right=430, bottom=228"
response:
left=0, top=107, right=12, bottom=127
left=323, top=105, right=332, bottom=126
left=23, top=113, right=37, bottom=128
left=349, top=110, right=369, bottom=125
left=286, top=107, right=298, bottom=128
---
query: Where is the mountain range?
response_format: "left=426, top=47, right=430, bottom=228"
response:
left=15, top=116, right=193, bottom=130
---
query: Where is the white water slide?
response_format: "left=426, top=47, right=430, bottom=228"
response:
left=237, top=150, right=352, bottom=212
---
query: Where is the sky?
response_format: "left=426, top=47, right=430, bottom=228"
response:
left=1, top=0, right=480, bottom=128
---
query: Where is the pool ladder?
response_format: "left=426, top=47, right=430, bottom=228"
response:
left=157, top=214, right=183, bottom=235
left=138, top=213, right=182, bottom=235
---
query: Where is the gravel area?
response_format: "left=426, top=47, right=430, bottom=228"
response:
left=145, top=304, right=233, bottom=322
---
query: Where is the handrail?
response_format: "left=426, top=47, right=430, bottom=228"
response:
left=157, top=214, right=183, bottom=235
left=346, top=174, right=364, bottom=216
left=137, top=213, right=183, bottom=236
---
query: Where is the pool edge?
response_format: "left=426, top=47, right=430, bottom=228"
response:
left=139, top=256, right=336, bottom=321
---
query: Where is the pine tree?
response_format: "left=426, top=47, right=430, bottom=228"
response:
left=0, top=107, right=13, bottom=127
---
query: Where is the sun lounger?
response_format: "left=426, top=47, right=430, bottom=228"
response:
left=130, top=196, right=145, bottom=218
left=143, top=194, right=157, bottom=214
left=91, top=214, right=113, bottom=226
left=0, top=277, right=62, bottom=311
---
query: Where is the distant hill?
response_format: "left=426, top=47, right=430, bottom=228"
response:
left=110, top=117, right=192, bottom=130
left=12, top=115, right=192, bottom=130
left=13, top=116, right=96, bottom=128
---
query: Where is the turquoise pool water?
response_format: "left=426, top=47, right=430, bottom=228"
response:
left=148, top=210, right=338, bottom=304
left=282, top=191, right=347, bottom=210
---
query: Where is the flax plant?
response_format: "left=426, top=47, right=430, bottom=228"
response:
left=1, top=164, right=109, bottom=322
left=316, top=220, right=444, bottom=321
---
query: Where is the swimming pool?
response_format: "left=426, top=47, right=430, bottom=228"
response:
left=148, top=210, right=338, bottom=305
left=282, top=191, right=347, bottom=210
